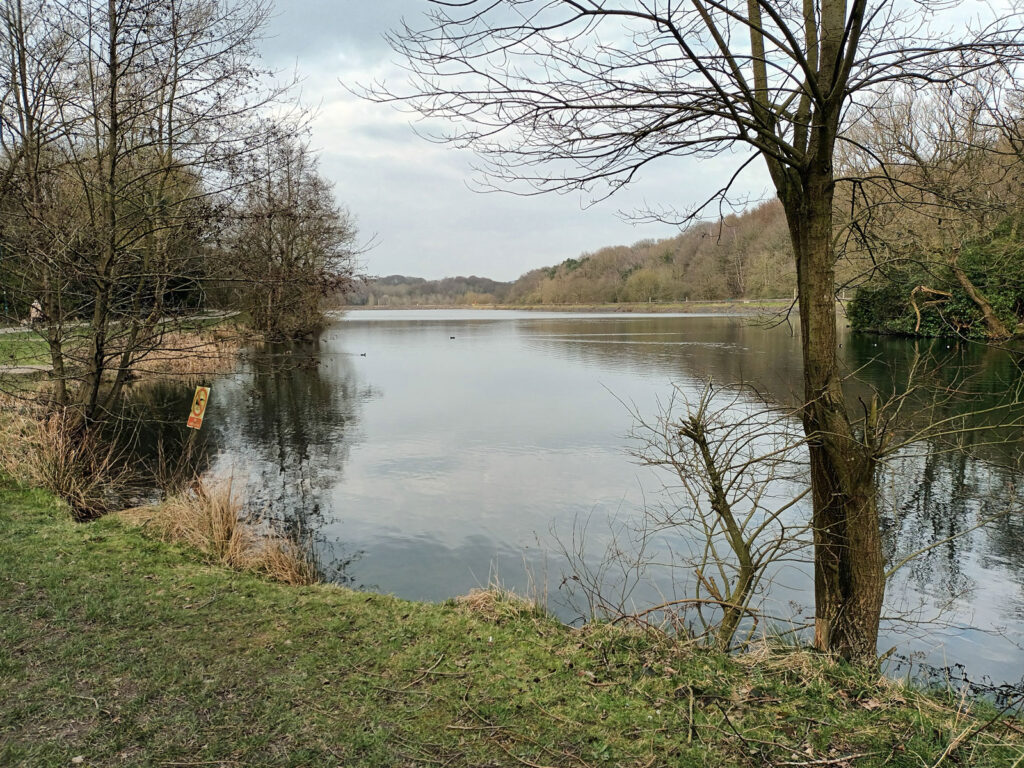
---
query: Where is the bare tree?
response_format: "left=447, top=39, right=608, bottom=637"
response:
left=839, top=76, right=1024, bottom=340
left=0, top=0, right=78, bottom=401
left=630, top=383, right=811, bottom=649
left=229, top=127, right=359, bottom=340
left=375, top=0, right=1024, bottom=661
left=0, top=0, right=283, bottom=425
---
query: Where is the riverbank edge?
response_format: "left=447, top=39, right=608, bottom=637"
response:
left=1, top=479, right=1019, bottom=767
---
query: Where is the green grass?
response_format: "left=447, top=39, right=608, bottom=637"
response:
left=1, top=479, right=1020, bottom=767
left=0, top=314, right=238, bottom=371
left=0, top=330, right=52, bottom=367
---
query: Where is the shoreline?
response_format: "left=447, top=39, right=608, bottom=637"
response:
left=0, top=313, right=244, bottom=379
left=1, top=477, right=1019, bottom=766
left=343, top=299, right=797, bottom=315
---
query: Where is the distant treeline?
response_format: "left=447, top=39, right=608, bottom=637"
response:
left=348, top=200, right=796, bottom=307
left=509, top=201, right=793, bottom=304
left=351, top=172, right=1024, bottom=341
left=346, top=275, right=514, bottom=306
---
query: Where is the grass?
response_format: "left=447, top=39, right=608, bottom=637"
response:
left=0, top=314, right=243, bottom=376
left=1, top=478, right=1021, bottom=767
left=121, top=478, right=318, bottom=586
left=0, top=329, right=53, bottom=367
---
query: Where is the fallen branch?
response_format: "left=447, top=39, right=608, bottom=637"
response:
left=910, top=285, right=952, bottom=332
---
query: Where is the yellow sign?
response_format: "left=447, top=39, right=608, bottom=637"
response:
left=186, top=386, right=211, bottom=430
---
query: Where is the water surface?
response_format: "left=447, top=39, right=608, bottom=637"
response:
left=196, top=309, right=1024, bottom=688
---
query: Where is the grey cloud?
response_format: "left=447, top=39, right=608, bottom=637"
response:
left=319, top=148, right=692, bottom=281
left=261, top=1, right=772, bottom=280
left=260, top=0, right=416, bottom=67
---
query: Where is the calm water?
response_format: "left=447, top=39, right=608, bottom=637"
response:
left=187, top=310, right=1022, bottom=687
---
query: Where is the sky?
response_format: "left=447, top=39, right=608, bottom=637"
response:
left=256, top=0, right=774, bottom=282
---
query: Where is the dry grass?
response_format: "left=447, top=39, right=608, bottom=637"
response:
left=454, top=587, right=545, bottom=622
left=121, top=478, right=319, bottom=586
left=0, top=396, right=40, bottom=482
left=0, top=400, right=133, bottom=520
left=0, top=395, right=317, bottom=584
left=136, top=326, right=245, bottom=378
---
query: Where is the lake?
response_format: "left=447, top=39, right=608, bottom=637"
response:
left=184, top=309, right=1023, bottom=689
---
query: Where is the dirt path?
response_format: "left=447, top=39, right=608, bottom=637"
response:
left=0, top=364, right=51, bottom=375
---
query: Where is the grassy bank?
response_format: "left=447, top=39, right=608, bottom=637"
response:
left=0, top=329, right=55, bottom=368
left=0, top=313, right=242, bottom=377
left=1, top=481, right=1020, bottom=767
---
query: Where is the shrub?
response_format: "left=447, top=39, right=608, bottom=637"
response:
left=0, top=404, right=134, bottom=520
left=121, top=478, right=320, bottom=586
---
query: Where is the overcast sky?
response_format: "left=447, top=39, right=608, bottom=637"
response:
left=257, top=1, right=774, bottom=282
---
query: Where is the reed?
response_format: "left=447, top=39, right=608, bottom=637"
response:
left=137, top=327, right=244, bottom=378
left=121, top=478, right=319, bottom=586
left=0, top=400, right=133, bottom=519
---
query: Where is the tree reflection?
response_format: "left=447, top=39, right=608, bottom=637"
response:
left=523, top=315, right=1024, bottom=635
left=102, top=380, right=215, bottom=498
left=207, top=339, right=379, bottom=583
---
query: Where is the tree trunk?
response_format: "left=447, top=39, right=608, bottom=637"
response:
left=949, top=253, right=1011, bottom=340
left=781, top=172, right=885, bottom=664
left=79, top=0, right=121, bottom=425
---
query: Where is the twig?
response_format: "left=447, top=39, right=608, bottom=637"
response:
left=395, top=752, right=451, bottom=767
left=930, top=691, right=1024, bottom=768
left=885, top=509, right=1017, bottom=579
left=775, top=754, right=879, bottom=766
left=184, top=592, right=219, bottom=610
left=687, top=685, right=696, bottom=745
left=529, top=699, right=585, bottom=729
left=494, top=740, right=559, bottom=768
left=401, top=653, right=445, bottom=690
left=610, top=596, right=759, bottom=625
left=714, top=700, right=757, bottom=763
left=372, top=685, right=432, bottom=696
left=71, top=694, right=99, bottom=709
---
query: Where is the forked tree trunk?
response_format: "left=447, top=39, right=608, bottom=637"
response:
left=780, top=171, right=886, bottom=664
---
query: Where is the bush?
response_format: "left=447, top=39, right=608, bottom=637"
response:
left=849, top=228, right=1024, bottom=339
left=0, top=405, right=134, bottom=520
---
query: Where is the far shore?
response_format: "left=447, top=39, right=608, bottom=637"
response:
left=342, top=298, right=803, bottom=315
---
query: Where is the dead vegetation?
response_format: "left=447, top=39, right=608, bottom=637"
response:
left=120, top=478, right=319, bottom=586
left=0, top=398, right=133, bottom=520
left=0, top=386, right=317, bottom=585
left=134, top=325, right=245, bottom=378
left=0, top=320, right=245, bottom=517
left=454, top=587, right=546, bottom=623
